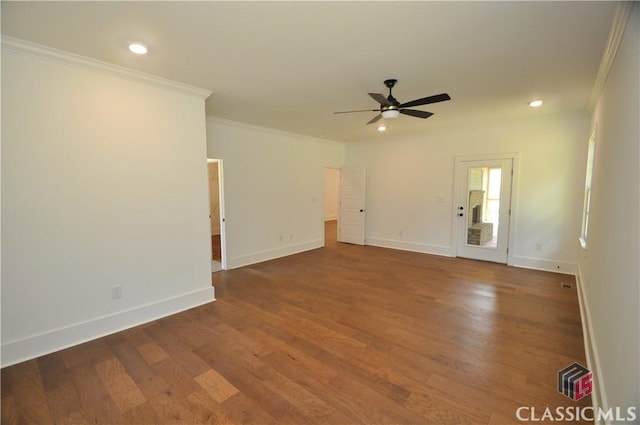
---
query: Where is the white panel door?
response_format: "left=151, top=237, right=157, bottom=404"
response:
left=338, top=168, right=366, bottom=245
left=455, top=158, right=513, bottom=263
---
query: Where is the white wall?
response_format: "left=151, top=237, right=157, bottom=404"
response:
left=1, top=40, right=214, bottom=366
left=345, top=112, right=589, bottom=272
left=324, top=168, right=340, bottom=221
left=578, top=4, right=639, bottom=415
left=206, top=118, right=344, bottom=268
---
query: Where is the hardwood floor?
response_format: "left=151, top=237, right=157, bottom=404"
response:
left=212, top=234, right=222, bottom=262
left=324, top=219, right=337, bottom=245
left=1, top=230, right=591, bottom=424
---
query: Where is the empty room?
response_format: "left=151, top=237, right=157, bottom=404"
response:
left=1, top=2, right=638, bottom=424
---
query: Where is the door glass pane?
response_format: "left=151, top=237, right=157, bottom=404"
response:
left=467, top=166, right=502, bottom=248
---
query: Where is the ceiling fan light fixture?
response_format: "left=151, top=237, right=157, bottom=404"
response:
left=529, top=99, right=543, bottom=107
left=381, top=109, right=400, bottom=119
left=128, top=43, right=148, bottom=55
left=377, top=124, right=386, bottom=132
left=333, top=79, right=451, bottom=126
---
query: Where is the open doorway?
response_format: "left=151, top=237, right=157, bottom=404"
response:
left=323, top=167, right=340, bottom=245
left=207, top=159, right=226, bottom=271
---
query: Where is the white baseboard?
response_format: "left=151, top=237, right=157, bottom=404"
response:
left=365, top=237, right=453, bottom=257
left=575, top=267, right=608, bottom=424
left=364, top=240, right=579, bottom=275
left=1, top=287, right=215, bottom=368
left=228, top=239, right=324, bottom=269
left=509, top=255, right=577, bottom=274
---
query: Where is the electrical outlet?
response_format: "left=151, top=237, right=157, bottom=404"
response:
left=111, top=285, right=122, bottom=299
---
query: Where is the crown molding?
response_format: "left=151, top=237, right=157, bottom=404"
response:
left=206, top=115, right=344, bottom=147
left=588, top=2, right=635, bottom=110
left=1, top=36, right=212, bottom=100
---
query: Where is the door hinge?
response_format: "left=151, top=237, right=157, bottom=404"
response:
left=507, top=248, right=509, bottom=254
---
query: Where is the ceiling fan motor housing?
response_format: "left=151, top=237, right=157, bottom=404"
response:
left=383, top=79, right=400, bottom=107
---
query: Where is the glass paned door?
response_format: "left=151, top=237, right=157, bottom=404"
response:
left=456, top=158, right=513, bottom=263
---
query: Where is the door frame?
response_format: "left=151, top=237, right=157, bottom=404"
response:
left=452, top=153, right=520, bottom=265
left=207, top=158, right=227, bottom=270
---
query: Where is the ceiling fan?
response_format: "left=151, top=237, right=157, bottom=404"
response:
left=334, top=79, right=451, bottom=125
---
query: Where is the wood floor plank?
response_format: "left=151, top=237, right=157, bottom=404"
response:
left=260, top=367, right=335, bottom=423
left=135, top=371, right=198, bottom=422
left=2, top=360, right=52, bottom=425
left=150, top=357, right=200, bottom=399
left=194, top=343, right=318, bottom=425
left=136, top=341, right=170, bottom=365
left=194, top=368, right=239, bottom=403
left=327, top=373, right=426, bottom=424
left=403, top=390, right=480, bottom=425
left=45, top=377, right=89, bottom=425
left=186, top=389, right=237, bottom=425
left=111, top=340, right=156, bottom=385
left=121, top=326, right=155, bottom=347
left=68, top=362, right=124, bottom=424
left=94, top=357, right=146, bottom=413
left=1, top=223, right=592, bottom=424
left=142, top=323, right=212, bottom=378
left=221, top=392, right=278, bottom=425
left=121, top=402, right=163, bottom=425
left=0, top=394, right=18, bottom=425
left=243, top=325, right=341, bottom=384
left=60, top=338, right=113, bottom=369
left=36, top=351, right=67, bottom=392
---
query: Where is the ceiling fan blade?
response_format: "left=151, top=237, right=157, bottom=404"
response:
left=334, top=109, right=379, bottom=114
left=399, top=93, right=451, bottom=109
left=367, top=114, right=382, bottom=125
left=400, top=109, right=434, bottom=119
left=368, top=93, right=390, bottom=106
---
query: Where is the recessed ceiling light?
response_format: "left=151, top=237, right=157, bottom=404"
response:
left=529, top=100, right=543, bottom=107
left=128, top=43, right=148, bottom=55
left=377, top=125, right=386, bottom=132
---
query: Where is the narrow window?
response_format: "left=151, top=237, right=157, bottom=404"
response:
left=580, top=131, right=596, bottom=249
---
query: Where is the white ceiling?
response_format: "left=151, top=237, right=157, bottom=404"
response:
left=1, top=1, right=617, bottom=143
